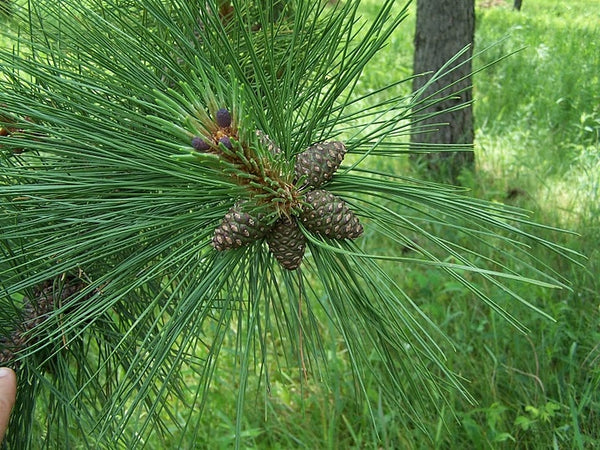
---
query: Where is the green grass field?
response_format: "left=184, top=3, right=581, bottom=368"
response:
left=2, top=0, right=599, bottom=448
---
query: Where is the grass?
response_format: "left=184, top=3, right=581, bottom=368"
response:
left=2, top=0, right=599, bottom=448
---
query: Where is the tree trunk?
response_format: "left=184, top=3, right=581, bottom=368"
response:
left=514, top=0, right=523, bottom=11
left=411, top=0, right=475, bottom=184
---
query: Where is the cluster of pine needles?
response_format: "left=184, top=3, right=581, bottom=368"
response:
left=0, top=0, right=580, bottom=447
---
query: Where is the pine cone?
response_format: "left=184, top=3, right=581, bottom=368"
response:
left=295, top=141, right=346, bottom=189
left=299, top=189, right=363, bottom=239
left=212, top=203, right=271, bottom=251
left=255, top=129, right=281, bottom=155
left=191, top=136, right=211, bottom=152
left=0, top=335, right=15, bottom=365
left=0, top=276, right=89, bottom=366
left=215, top=108, right=232, bottom=128
left=267, top=217, right=306, bottom=270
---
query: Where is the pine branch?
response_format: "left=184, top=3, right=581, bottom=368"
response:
left=0, top=0, right=582, bottom=447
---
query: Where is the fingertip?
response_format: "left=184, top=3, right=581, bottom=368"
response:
left=0, top=366, right=17, bottom=402
left=0, top=366, right=17, bottom=441
left=0, top=367, right=16, bottom=383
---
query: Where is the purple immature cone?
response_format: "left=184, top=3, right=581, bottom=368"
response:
left=219, top=136, right=233, bottom=150
left=192, top=136, right=211, bottom=152
left=216, top=108, right=232, bottom=128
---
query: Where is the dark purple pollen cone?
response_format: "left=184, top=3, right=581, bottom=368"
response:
left=216, top=108, right=232, bottom=128
left=192, top=136, right=211, bottom=152
left=219, top=136, right=233, bottom=150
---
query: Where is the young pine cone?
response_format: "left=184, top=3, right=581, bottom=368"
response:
left=299, top=189, right=363, bottom=240
left=294, top=141, right=346, bottom=189
left=212, top=203, right=271, bottom=251
left=266, top=217, right=306, bottom=270
left=255, top=129, right=281, bottom=156
left=0, top=276, right=88, bottom=366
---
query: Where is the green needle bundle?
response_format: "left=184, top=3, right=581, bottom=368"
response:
left=0, top=0, right=579, bottom=447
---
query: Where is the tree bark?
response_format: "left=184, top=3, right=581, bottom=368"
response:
left=514, top=0, right=523, bottom=11
left=411, top=0, right=475, bottom=183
